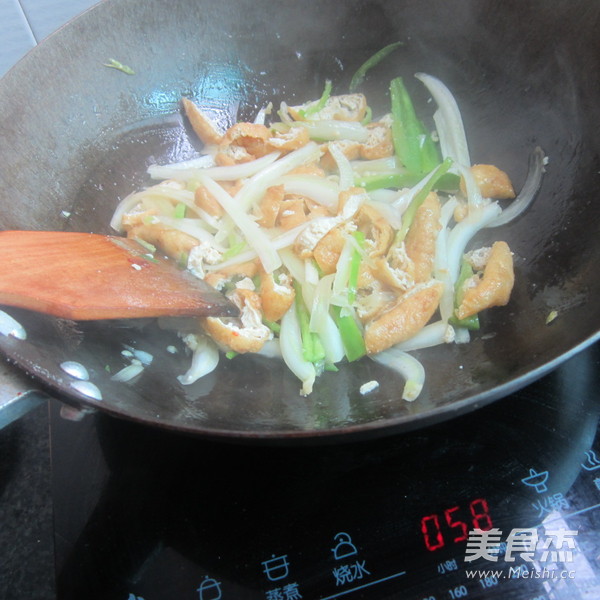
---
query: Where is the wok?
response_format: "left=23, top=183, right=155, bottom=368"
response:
left=0, top=0, right=599, bottom=442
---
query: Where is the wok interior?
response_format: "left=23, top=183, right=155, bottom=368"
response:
left=0, top=0, right=599, bottom=439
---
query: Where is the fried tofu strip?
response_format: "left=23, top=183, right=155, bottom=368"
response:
left=456, top=241, right=514, bottom=320
left=365, top=281, right=444, bottom=354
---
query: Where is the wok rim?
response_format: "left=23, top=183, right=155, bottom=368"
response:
left=2, top=330, right=597, bottom=444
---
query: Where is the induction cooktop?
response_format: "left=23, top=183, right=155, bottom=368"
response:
left=51, top=344, right=600, bottom=600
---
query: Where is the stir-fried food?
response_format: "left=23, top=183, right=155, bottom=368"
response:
left=111, top=73, right=544, bottom=399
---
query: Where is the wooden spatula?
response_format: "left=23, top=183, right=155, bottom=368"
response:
left=0, top=230, right=238, bottom=320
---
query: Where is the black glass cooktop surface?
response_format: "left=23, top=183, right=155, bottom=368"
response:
left=51, top=344, right=600, bottom=600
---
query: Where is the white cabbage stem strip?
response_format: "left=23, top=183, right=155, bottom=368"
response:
left=487, top=146, right=546, bottom=228
left=253, top=102, right=273, bottom=125
left=368, top=188, right=404, bottom=203
left=280, top=303, right=316, bottom=396
left=277, top=175, right=340, bottom=211
left=454, top=164, right=483, bottom=209
left=147, top=151, right=280, bottom=182
left=155, top=216, right=225, bottom=250
left=206, top=221, right=312, bottom=272
left=434, top=197, right=459, bottom=323
left=370, top=349, right=425, bottom=401
left=110, top=191, right=145, bottom=232
left=415, top=72, right=471, bottom=167
left=292, top=120, right=370, bottom=143
left=178, top=337, right=220, bottom=385
left=316, top=314, right=345, bottom=365
left=256, top=339, right=282, bottom=359
left=329, top=142, right=355, bottom=190
left=200, top=175, right=282, bottom=273
left=446, top=201, right=502, bottom=284
left=309, top=273, right=336, bottom=334
left=111, top=362, right=145, bottom=383
left=279, top=247, right=307, bottom=284
left=332, top=236, right=356, bottom=301
left=350, top=156, right=398, bottom=174
left=235, top=142, right=322, bottom=212
left=392, top=321, right=454, bottom=352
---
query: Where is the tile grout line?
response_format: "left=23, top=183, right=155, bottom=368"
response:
left=15, top=0, right=40, bottom=44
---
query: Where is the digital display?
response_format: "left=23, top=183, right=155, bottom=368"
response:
left=420, top=498, right=493, bottom=551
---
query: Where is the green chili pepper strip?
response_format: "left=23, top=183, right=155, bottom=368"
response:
left=448, top=260, right=480, bottom=330
left=390, top=77, right=424, bottom=173
left=396, top=158, right=453, bottom=243
left=349, top=42, right=403, bottom=92
left=420, top=128, right=441, bottom=173
left=347, top=231, right=366, bottom=304
left=354, top=171, right=459, bottom=193
left=301, top=80, right=332, bottom=118
left=331, top=306, right=366, bottom=362
left=293, top=282, right=325, bottom=363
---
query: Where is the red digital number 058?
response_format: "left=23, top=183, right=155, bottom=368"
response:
left=420, top=498, right=493, bottom=551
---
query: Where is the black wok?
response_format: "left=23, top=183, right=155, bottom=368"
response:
left=0, top=0, right=599, bottom=442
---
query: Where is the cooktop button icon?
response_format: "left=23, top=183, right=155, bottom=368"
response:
left=332, top=532, right=358, bottom=560
left=520, top=468, right=549, bottom=493
left=262, top=554, right=290, bottom=581
left=197, top=576, right=222, bottom=600
left=582, top=450, right=600, bottom=471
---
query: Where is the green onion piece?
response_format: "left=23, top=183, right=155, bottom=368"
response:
left=173, top=202, right=186, bottom=219
left=226, top=351, right=238, bottom=359
left=396, top=157, right=453, bottom=243
left=324, top=364, right=339, bottom=372
left=349, top=41, right=403, bottom=92
left=331, top=306, right=366, bottom=362
left=132, top=238, right=157, bottom=253
left=301, top=80, right=333, bottom=118
left=263, top=318, right=281, bottom=334
left=347, top=231, right=366, bottom=304
left=448, top=259, right=480, bottom=330
left=354, top=171, right=459, bottom=192
left=177, top=252, right=189, bottom=269
left=103, top=59, right=135, bottom=75
left=221, top=240, right=247, bottom=261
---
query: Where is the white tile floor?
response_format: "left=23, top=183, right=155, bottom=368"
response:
left=0, top=0, right=99, bottom=77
